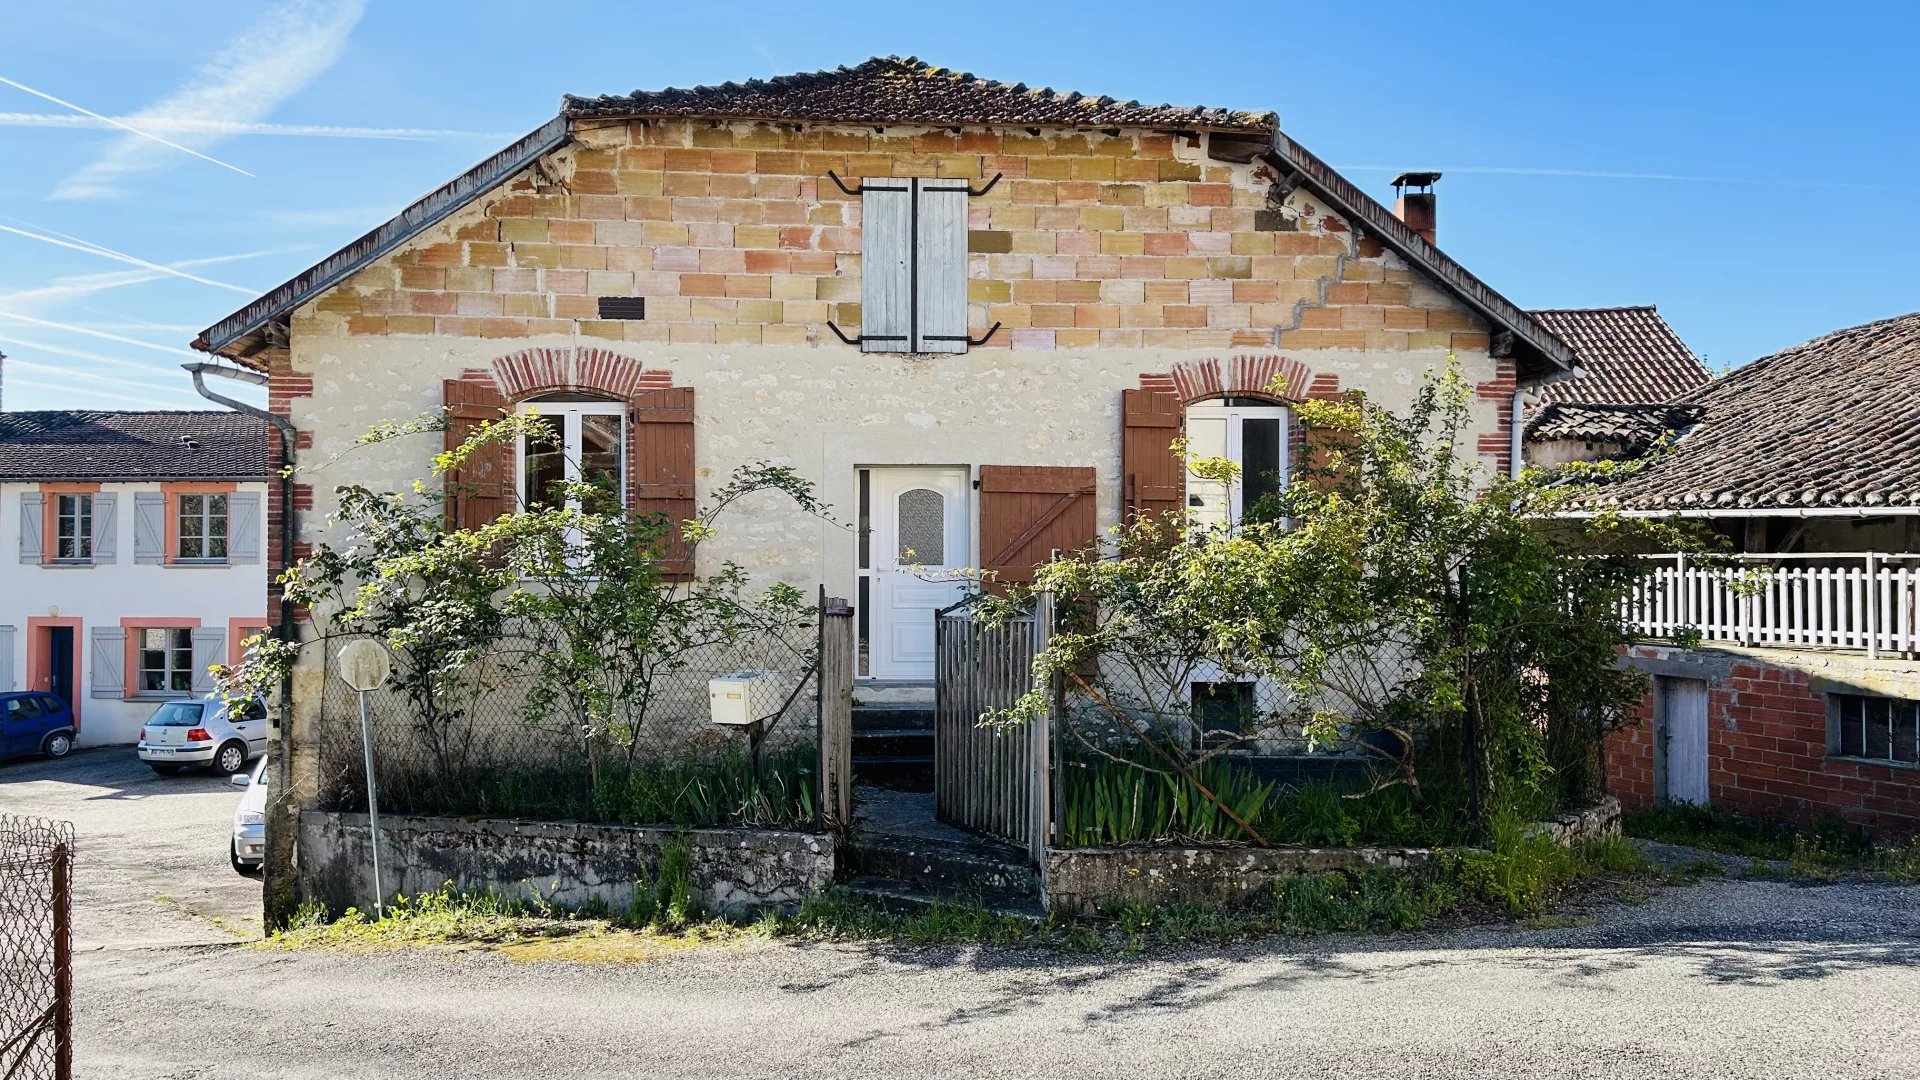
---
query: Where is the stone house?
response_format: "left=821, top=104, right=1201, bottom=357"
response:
left=190, top=57, right=1580, bottom=745
left=0, top=410, right=271, bottom=746
left=1574, top=312, right=1920, bottom=835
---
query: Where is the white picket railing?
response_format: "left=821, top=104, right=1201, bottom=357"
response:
left=1623, top=552, right=1920, bottom=660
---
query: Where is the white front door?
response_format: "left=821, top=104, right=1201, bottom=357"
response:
left=869, top=467, right=970, bottom=680
left=1659, top=676, right=1710, bottom=805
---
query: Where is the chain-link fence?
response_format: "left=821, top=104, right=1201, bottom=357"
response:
left=315, top=619, right=823, bottom=830
left=1052, top=652, right=1391, bottom=849
left=0, top=815, right=73, bottom=1080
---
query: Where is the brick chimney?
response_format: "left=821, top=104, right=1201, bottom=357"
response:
left=1391, top=171, right=1441, bottom=245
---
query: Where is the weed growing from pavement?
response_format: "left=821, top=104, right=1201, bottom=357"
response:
left=266, top=834, right=1659, bottom=956
left=1626, top=803, right=1920, bottom=883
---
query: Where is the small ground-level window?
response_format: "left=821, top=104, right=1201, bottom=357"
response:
left=1184, top=398, right=1290, bottom=529
left=137, top=628, right=194, bottom=694
left=1831, top=693, right=1920, bottom=766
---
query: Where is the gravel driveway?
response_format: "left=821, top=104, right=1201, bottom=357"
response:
left=0, top=747, right=261, bottom=949
left=6, top=752, right=1917, bottom=1079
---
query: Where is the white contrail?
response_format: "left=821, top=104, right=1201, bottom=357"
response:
left=5, top=376, right=196, bottom=408
left=0, top=334, right=201, bottom=375
left=0, top=112, right=512, bottom=141
left=0, top=223, right=258, bottom=295
left=0, top=75, right=253, bottom=177
left=0, top=313, right=202, bottom=357
left=5, top=356, right=189, bottom=390
left=54, top=0, right=369, bottom=199
left=0, top=247, right=295, bottom=311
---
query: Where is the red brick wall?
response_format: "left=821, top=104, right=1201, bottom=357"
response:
left=1607, top=647, right=1920, bottom=837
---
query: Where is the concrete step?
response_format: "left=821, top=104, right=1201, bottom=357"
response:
left=852, top=703, right=934, bottom=731
left=852, top=728, right=934, bottom=758
left=851, top=754, right=934, bottom=791
left=843, top=830, right=1038, bottom=900
left=840, top=875, right=1046, bottom=922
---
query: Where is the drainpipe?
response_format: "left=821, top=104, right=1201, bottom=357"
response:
left=1510, top=388, right=1526, bottom=479
left=184, top=360, right=301, bottom=928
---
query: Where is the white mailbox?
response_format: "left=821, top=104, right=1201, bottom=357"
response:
left=709, top=669, right=780, bottom=727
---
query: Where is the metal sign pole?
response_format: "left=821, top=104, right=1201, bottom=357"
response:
left=356, top=688, right=385, bottom=919
left=337, top=640, right=393, bottom=920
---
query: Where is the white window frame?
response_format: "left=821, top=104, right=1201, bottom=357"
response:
left=54, top=493, right=92, bottom=562
left=176, top=493, right=228, bottom=562
left=514, top=398, right=626, bottom=514
left=1184, top=400, right=1291, bottom=528
left=136, top=627, right=194, bottom=695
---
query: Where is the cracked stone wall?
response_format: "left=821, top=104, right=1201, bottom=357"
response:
left=299, top=811, right=835, bottom=917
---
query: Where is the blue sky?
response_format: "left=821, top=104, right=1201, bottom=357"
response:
left=2, top=0, right=1915, bottom=412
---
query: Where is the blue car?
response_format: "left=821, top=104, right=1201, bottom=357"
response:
left=1, top=692, right=77, bottom=761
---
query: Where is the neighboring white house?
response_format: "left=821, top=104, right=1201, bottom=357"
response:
left=0, top=410, right=271, bottom=747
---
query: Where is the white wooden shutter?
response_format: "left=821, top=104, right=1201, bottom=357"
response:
left=915, top=182, right=970, bottom=354
left=859, top=179, right=913, bottom=353
left=18, top=492, right=42, bottom=563
left=191, top=628, right=226, bottom=693
left=91, top=492, right=118, bottom=564
left=133, top=492, right=166, bottom=564
left=0, top=625, right=15, bottom=691
left=228, top=491, right=261, bottom=564
left=91, top=627, right=126, bottom=698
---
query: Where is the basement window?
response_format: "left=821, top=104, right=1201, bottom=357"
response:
left=1830, top=693, right=1920, bottom=767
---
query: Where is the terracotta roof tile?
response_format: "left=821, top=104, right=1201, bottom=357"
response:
left=1524, top=402, right=1699, bottom=456
left=1530, top=306, right=1712, bottom=405
left=0, top=410, right=270, bottom=482
left=1567, top=311, right=1920, bottom=511
left=563, top=56, right=1276, bottom=133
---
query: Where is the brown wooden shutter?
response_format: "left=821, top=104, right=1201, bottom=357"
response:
left=978, top=466, right=1097, bottom=587
left=630, top=386, right=696, bottom=581
left=1121, top=389, right=1185, bottom=525
left=442, top=378, right=511, bottom=530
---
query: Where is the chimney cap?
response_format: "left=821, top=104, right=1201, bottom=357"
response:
left=1391, top=170, right=1442, bottom=191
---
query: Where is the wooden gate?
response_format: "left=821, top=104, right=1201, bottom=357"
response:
left=933, top=592, right=1053, bottom=865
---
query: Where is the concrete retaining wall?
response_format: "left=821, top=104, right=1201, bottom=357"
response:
left=299, top=812, right=834, bottom=917
left=1043, top=797, right=1622, bottom=917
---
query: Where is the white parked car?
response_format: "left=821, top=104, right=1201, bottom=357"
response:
left=228, top=757, right=267, bottom=875
left=136, top=696, right=268, bottom=776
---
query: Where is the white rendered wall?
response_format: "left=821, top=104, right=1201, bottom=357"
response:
left=0, top=480, right=270, bottom=746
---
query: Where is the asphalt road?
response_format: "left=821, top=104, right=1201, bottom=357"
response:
left=7, top=752, right=1919, bottom=1079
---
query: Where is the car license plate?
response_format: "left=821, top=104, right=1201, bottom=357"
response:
left=147, top=748, right=172, bottom=755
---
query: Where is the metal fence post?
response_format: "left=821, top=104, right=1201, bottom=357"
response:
left=50, top=842, right=70, bottom=1080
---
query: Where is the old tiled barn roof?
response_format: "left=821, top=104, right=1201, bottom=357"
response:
left=0, top=410, right=270, bottom=482
left=1525, top=402, right=1699, bottom=455
left=1567, top=311, right=1920, bottom=512
left=1530, top=307, right=1711, bottom=405
left=562, top=56, right=1278, bottom=133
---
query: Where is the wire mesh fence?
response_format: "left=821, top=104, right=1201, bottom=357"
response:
left=315, top=619, right=824, bottom=830
left=0, top=815, right=73, bottom=1080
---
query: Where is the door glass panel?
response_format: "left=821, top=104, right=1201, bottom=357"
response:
left=1184, top=414, right=1230, bottom=528
left=1242, top=417, right=1283, bottom=517
left=523, top=429, right=565, bottom=510
left=580, top=413, right=624, bottom=510
left=896, top=488, right=944, bottom=564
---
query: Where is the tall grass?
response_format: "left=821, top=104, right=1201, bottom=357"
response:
left=483, top=743, right=818, bottom=829
left=1055, top=747, right=1473, bottom=848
